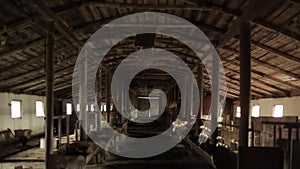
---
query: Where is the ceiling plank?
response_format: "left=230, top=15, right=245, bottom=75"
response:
left=223, top=46, right=300, bottom=80
left=251, top=40, right=300, bottom=63
left=0, top=38, right=44, bottom=60
left=30, top=0, right=83, bottom=48
left=217, top=0, right=285, bottom=47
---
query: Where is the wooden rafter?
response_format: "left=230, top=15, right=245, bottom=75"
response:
left=30, top=0, right=83, bottom=48
left=223, top=46, right=300, bottom=80
left=217, top=0, right=285, bottom=47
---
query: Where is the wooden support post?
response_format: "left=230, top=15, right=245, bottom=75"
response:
left=58, top=116, right=62, bottom=150
left=173, top=86, right=177, bottom=101
left=279, top=127, right=282, bottom=140
left=296, top=118, right=299, bottom=140
left=239, top=21, right=251, bottom=148
left=273, top=125, right=277, bottom=146
left=106, top=71, right=111, bottom=123
left=288, top=128, right=293, bottom=169
left=124, top=82, right=129, bottom=120
left=79, top=51, right=88, bottom=141
left=98, top=68, right=103, bottom=129
left=211, top=51, right=219, bottom=146
left=75, top=121, right=79, bottom=142
left=251, top=122, right=255, bottom=146
left=45, top=19, right=54, bottom=169
left=183, top=77, right=188, bottom=117
left=195, top=64, right=203, bottom=137
left=189, top=76, right=194, bottom=118
left=121, top=82, right=125, bottom=122
left=66, top=115, right=70, bottom=151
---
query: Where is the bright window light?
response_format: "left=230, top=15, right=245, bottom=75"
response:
left=86, top=105, right=89, bottom=111
left=251, top=105, right=260, bottom=117
left=11, top=100, right=21, bottom=118
left=66, top=103, right=72, bottom=115
left=273, top=104, right=283, bottom=118
left=91, top=104, right=95, bottom=112
left=36, top=101, right=44, bottom=117
left=103, top=105, right=107, bottom=111
left=236, top=106, right=241, bottom=118
left=76, top=104, right=80, bottom=112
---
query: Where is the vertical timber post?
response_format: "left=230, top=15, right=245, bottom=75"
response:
left=99, top=68, right=103, bottom=128
left=195, top=64, right=203, bottom=137
left=45, top=19, right=54, bottom=169
left=58, top=116, right=62, bottom=150
left=106, top=71, right=111, bottom=123
left=211, top=50, right=219, bottom=146
left=79, top=49, right=88, bottom=141
left=190, top=76, right=194, bottom=118
left=66, top=115, right=70, bottom=151
left=239, top=21, right=251, bottom=148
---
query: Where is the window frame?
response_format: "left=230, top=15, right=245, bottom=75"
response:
left=273, top=104, right=284, bottom=118
left=251, top=105, right=260, bottom=117
left=66, top=103, right=72, bottom=115
left=236, top=106, right=241, bottom=118
left=11, top=100, right=22, bottom=119
left=35, top=100, right=45, bottom=117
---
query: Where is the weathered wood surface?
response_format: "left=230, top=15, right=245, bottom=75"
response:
left=0, top=0, right=299, bottom=99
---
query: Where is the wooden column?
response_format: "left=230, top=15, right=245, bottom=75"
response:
left=45, top=19, right=54, bottom=169
left=121, top=82, right=125, bottom=122
left=79, top=51, right=88, bottom=141
left=183, top=77, right=188, bottom=117
left=239, top=21, right=251, bottom=147
left=189, top=76, right=194, bottom=118
left=58, top=116, right=62, bottom=150
left=96, top=68, right=102, bottom=130
left=195, top=64, right=203, bottom=137
left=66, top=115, right=70, bottom=151
left=211, top=52, right=219, bottom=146
left=106, top=71, right=111, bottom=123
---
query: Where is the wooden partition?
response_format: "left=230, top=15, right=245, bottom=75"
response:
left=239, top=147, right=283, bottom=169
left=251, top=116, right=298, bottom=146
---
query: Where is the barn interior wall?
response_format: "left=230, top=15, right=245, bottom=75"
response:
left=251, top=96, right=300, bottom=117
left=0, top=92, right=45, bottom=135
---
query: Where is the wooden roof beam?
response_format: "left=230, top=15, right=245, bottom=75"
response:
left=0, top=55, right=76, bottom=88
left=253, top=19, right=300, bottom=42
left=0, top=38, right=43, bottom=60
left=81, top=1, right=232, bottom=14
left=223, top=52, right=300, bottom=91
left=6, top=0, right=55, bottom=35
left=15, top=66, right=74, bottom=92
left=224, top=64, right=290, bottom=96
left=187, top=22, right=300, bottom=64
left=217, top=0, right=285, bottom=47
left=223, top=46, right=300, bottom=80
left=183, top=0, right=299, bottom=42
left=225, top=76, right=272, bottom=98
left=251, top=69, right=300, bottom=91
left=251, top=40, right=300, bottom=63
left=30, top=0, right=83, bottom=48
